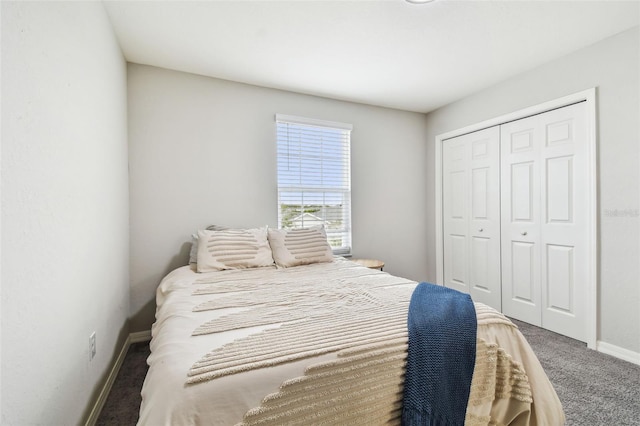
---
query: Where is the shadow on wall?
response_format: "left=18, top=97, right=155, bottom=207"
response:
left=130, top=242, right=192, bottom=332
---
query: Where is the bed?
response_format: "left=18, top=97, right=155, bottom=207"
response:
left=138, top=226, right=564, bottom=425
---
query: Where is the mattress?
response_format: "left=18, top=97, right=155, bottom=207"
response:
left=138, top=257, right=564, bottom=425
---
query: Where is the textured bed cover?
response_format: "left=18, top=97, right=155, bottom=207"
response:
left=138, top=258, right=564, bottom=425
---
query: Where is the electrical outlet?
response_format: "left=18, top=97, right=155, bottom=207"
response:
left=89, top=332, right=96, bottom=361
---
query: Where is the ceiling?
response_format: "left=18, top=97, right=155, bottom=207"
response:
left=103, top=0, right=640, bottom=113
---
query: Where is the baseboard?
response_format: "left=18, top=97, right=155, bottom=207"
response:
left=84, top=330, right=152, bottom=426
left=130, top=329, right=152, bottom=343
left=597, top=341, right=640, bottom=366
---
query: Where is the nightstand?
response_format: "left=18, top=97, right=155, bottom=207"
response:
left=351, top=258, right=385, bottom=271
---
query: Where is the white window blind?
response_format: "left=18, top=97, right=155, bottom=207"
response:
left=276, top=114, right=352, bottom=255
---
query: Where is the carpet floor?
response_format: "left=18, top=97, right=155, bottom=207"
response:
left=97, top=320, right=640, bottom=425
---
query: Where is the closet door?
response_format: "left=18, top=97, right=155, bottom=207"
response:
left=500, top=114, right=542, bottom=325
left=501, top=102, right=588, bottom=341
left=443, top=126, right=501, bottom=310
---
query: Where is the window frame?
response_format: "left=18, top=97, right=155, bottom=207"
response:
left=275, top=114, right=353, bottom=256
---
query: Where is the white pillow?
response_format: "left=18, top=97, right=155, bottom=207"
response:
left=188, top=226, right=248, bottom=264
left=196, top=227, right=274, bottom=272
left=268, top=225, right=333, bottom=268
left=189, top=233, right=198, bottom=264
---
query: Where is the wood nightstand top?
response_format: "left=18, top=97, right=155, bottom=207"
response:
left=351, top=258, right=385, bottom=271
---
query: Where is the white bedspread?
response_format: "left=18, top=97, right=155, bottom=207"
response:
left=138, top=258, right=564, bottom=425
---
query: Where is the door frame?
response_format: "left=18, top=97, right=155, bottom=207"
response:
left=435, top=88, right=597, bottom=349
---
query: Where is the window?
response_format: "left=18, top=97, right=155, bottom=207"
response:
left=276, top=114, right=352, bottom=256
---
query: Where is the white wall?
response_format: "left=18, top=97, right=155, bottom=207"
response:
left=128, top=64, right=429, bottom=331
left=424, top=27, right=640, bottom=354
left=1, top=2, right=129, bottom=424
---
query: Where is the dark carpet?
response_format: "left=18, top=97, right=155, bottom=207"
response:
left=511, top=319, right=640, bottom=426
left=97, top=321, right=640, bottom=425
left=96, top=342, right=150, bottom=426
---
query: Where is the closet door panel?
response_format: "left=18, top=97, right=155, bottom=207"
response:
left=539, top=102, right=587, bottom=342
left=468, top=128, right=501, bottom=309
left=501, top=116, right=542, bottom=326
left=470, top=236, right=490, bottom=291
left=443, top=127, right=501, bottom=309
left=546, top=156, right=573, bottom=222
left=443, top=138, right=469, bottom=294
left=448, top=234, right=467, bottom=291
left=511, top=241, right=536, bottom=303
left=500, top=102, right=588, bottom=340
left=510, top=162, right=535, bottom=221
left=546, top=244, right=574, bottom=314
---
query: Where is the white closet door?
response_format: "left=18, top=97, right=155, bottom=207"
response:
left=501, top=102, right=588, bottom=341
left=443, top=126, right=501, bottom=310
left=500, top=115, right=542, bottom=325
left=443, top=136, right=468, bottom=294
left=539, top=103, right=588, bottom=341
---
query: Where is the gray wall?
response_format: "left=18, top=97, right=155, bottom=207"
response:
left=127, top=64, right=430, bottom=331
left=1, top=2, right=130, bottom=424
left=424, top=27, right=640, bottom=353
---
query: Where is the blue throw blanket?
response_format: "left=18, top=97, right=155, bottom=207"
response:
left=402, top=283, right=477, bottom=426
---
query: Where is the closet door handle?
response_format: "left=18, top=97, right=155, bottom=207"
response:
left=521, top=231, right=528, bottom=236
left=478, top=228, right=484, bottom=232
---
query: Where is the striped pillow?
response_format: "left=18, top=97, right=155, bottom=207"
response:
left=189, top=225, right=232, bottom=264
left=196, top=227, right=274, bottom=272
left=268, top=226, right=333, bottom=268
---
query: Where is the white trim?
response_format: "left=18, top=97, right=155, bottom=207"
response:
left=596, top=341, right=640, bottom=366
left=130, top=329, right=152, bottom=343
left=584, top=89, right=598, bottom=351
left=84, top=330, right=152, bottom=426
left=435, top=88, right=598, bottom=350
left=84, top=335, right=132, bottom=426
left=435, top=90, right=594, bottom=142
left=435, top=125, right=444, bottom=287
left=275, top=113, right=353, bottom=131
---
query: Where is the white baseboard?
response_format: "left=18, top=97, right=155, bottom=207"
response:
left=130, top=329, right=152, bottom=343
left=84, top=330, right=152, bottom=426
left=597, top=341, right=640, bottom=366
